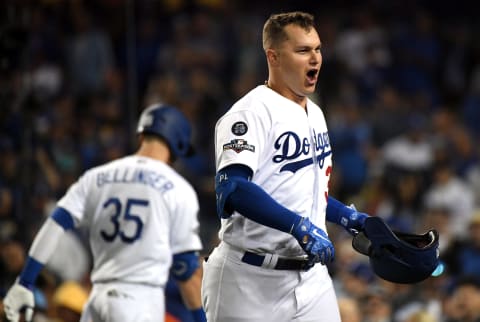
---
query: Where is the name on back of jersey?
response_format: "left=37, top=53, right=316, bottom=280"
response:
left=97, top=168, right=174, bottom=192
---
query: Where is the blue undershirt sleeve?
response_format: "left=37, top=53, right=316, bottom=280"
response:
left=326, top=196, right=354, bottom=225
left=221, top=165, right=302, bottom=233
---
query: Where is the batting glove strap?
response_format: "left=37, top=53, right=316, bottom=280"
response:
left=291, top=217, right=335, bottom=265
left=3, top=283, right=35, bottom=322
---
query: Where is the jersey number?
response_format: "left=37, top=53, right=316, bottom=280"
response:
left=100, top=197, right=148, bottom=243
left=324, top=165, right=332, bottom=202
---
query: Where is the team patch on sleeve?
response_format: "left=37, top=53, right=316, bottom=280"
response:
left=231, top=121, right=248, bottom=136
left=223, top=139, right=255, bottom=153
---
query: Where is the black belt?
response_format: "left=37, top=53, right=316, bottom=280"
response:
left=241, top=251, right=309, bottom=270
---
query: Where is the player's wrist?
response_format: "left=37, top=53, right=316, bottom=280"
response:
left=290, top=216, right=311, bottom=243
left=327, top=197, right=369, bottom=234
left=18, top=257, right=44, bottom=289
left=18, top=278, right=34, bottom=290
left=352, top=211, right=368, bottom=228
left=345, top=205, right=368, bottom=233
left=191, top=307, right=207, bottom=322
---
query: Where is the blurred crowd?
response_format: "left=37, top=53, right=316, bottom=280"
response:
left=1, top=0, right=480, bottom=321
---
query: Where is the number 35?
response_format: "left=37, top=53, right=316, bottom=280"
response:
left=100, top=197, right=148, bottom=243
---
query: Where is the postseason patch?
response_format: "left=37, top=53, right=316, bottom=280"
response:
left=231, top=121, right=248, bottom=136
left=223, top=139, right=255, bottom=153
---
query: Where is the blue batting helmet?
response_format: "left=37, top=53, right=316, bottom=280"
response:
left=352, top=217, right=440, bottom=284
left=137, top=104, right=194, bottom=158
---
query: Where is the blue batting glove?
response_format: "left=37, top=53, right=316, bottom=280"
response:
left=291, top=217, right=334, bottom=265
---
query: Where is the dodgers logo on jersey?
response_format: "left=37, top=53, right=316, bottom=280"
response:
left=273, top=130, right=331, bottom=173
left=231, top=121, right=248, bottom=136
left=223, top=139, right=255, bottom=153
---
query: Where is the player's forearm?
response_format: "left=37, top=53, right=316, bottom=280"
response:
left=19, top=217, right=63, bottom=286
left=326, top=196, right=368, bottom=234
left=171, top=253, right=206, bottom=322
left=177, top=267, right=203, bottom=310
left=19, top=208, right=74, bottom=287
left=228, top=178, right=302, bottom=232
left=325, top=196, right=354, bottom=224
left=217, top=165, right=302, bottom=233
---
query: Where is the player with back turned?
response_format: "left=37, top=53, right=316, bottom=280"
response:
left=2, top=104, right=207, bottom=322
left=201, top=11, right=370, bottom=322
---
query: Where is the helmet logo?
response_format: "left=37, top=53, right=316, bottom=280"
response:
left=143, top=114, right=154, bottom=127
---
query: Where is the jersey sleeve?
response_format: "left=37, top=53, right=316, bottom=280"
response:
left=169, top=185, right=203, bottom=254
left=56, top=171, right=92, bottom=224
left=215, top=109, right=267, bottom=174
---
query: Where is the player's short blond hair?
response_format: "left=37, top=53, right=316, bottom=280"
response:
left=262, top=11, right=315, bottom=51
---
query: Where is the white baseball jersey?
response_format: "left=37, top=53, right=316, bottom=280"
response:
left=215, top=85, right=333, bottom=257
left=57, top=155, right=202, bottom=287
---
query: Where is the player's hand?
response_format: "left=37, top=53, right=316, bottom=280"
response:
left=3, top=283, right=34, bottom=322
left=291, top=217, right=334, bottom=265
left=342, top=204, right=368, bottom=236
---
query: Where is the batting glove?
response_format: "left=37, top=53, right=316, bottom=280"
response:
left=3, top=283, right=34, bottom=322
left=291, top=217, right=334, bottom=265
left=341, top=204, right=368, bottom=236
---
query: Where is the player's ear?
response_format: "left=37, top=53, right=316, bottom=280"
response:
left=266, top=49, right=279, bottom=66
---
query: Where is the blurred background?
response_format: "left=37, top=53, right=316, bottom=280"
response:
left=1, top=0, right=480, bottom=321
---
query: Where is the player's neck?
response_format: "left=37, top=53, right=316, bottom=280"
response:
left=264, top=80, right=307, bottom=110
left=136, top=141, right=171, bottom=163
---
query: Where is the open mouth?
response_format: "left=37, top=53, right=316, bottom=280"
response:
left=306, top=69, right=318, bottom=83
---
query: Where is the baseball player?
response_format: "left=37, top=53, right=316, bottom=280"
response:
left=201, top=11, right=369, bottom=322
left=2, top=104, right=207, bottom=322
